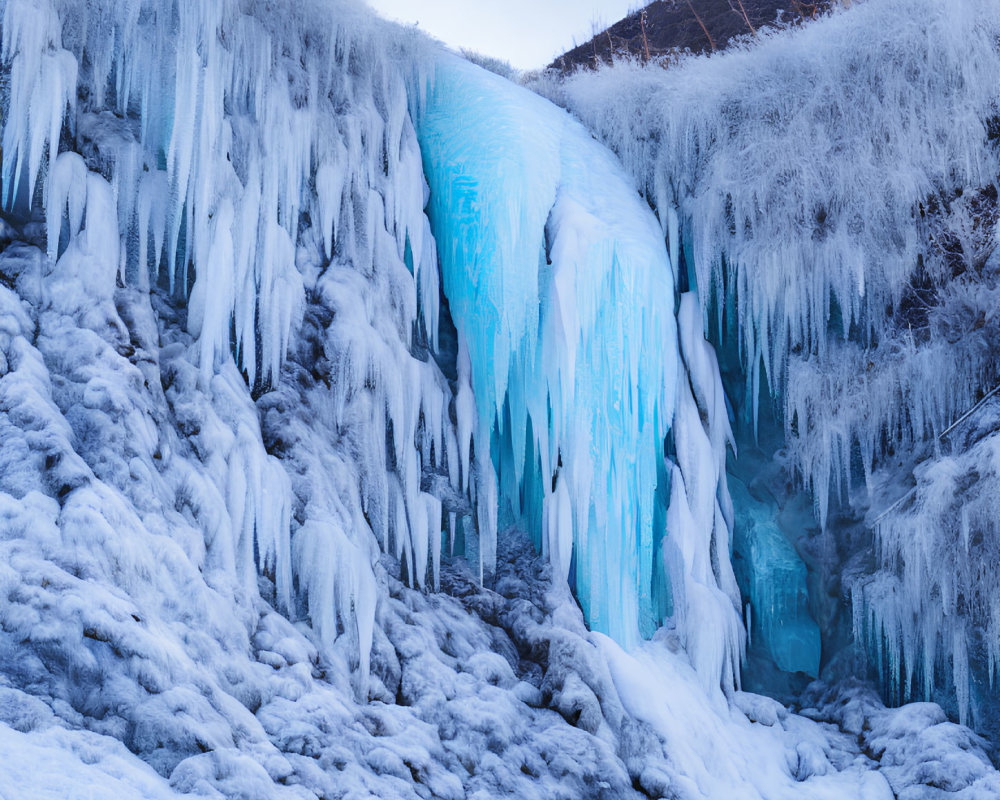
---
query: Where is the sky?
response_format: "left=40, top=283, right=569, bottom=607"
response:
left=364, top=0, right=643, bottom=70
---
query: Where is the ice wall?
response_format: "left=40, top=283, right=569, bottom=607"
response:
left=416, top=57, right=743, bottom=687
left=731, top=477, right=819, bottom=679
left=5, top=0, right=747, bottom=695
left=2, top=0, right=475, bottom=686
left=553, top=0, right=1000, bottom=717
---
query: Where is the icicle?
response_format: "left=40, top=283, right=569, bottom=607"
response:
left=7, top=0, right=483, bottom=696
left=417, top=57, right=741, bottom=677
left=46, top=152, right=88, bottom=263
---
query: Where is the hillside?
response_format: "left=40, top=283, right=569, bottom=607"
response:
left=552, top=0, right=837, bottom=70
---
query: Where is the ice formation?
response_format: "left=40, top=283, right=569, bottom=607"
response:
left=416, top=57, right=742, bottom=684
left=554, top=0, right=1000, bottom=723
left=558, top=0, right=1000, bottom=498
left=854, top=389, right=1000, bottom=727
left=2, top=0, right=750, bottom=697
left=730, top=475, right=820, bottom=679
left=3, top=0, right=1000, bottom=794
left=1, top=0, right=477, bottom=693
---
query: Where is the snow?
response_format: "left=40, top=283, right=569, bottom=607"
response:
left=0, top=714, right=184, bottom=800
left=0, top=218, right=997, bottom=795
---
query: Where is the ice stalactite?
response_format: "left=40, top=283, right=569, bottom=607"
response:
left=1, top=0, right=77, bottom=213
left=3, top=0, right=477, bottom=687
left=853, top=391, right=1000, bottom=727
left=417, top=57, right=743, bottom=687
left=554, top=0, right=1000, bottom=714
left=5, top=0, right=445, bottom=392
left=669, top=293, right=745, bottom=690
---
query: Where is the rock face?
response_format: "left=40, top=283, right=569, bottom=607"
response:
left=551, top=0, right=837, bottom=70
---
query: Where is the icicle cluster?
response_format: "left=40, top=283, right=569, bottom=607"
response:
left=3, top=0, right=474, bottom=684
left=556, top=0, right=1000, bottom=514
left=853, top=406, right=1000, bottom=728
left=552, top=0, right=1000, bottom=712
left=416, top=57, right=743, bottom=687
left=847, top=253, right=1000, bottom=726
left=671, top=293, right=745, bottom=689
left=4, top=0, right=440, bottom=388
left=785, top=327, right=992, bottom=526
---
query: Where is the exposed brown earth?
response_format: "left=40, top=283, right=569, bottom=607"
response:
left=551, top=0, right=838, bottom=71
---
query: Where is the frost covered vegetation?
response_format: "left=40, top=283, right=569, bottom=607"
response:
left=554, top=0, right=1000, bottom=729
left=2, top=0, right=1000, bottom=796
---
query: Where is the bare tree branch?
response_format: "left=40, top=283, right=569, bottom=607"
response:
left=684, top=0, right=716, bottom=51
left=641, top=10, right=651, bottom=62
left=729, top=0, right=757, bottom=35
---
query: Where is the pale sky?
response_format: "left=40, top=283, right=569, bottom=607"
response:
left=365, top=0, right=644, bottom=70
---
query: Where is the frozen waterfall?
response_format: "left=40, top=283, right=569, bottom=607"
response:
left=416, top=56, right=743, bottom=684
left=555, top=0, right=1000, bottom=727
left=3, top=0, right=747, bottom=693
left=3, top=0, right=1000, bottom=796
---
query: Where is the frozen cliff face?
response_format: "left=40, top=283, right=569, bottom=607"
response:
left=1, top=0, right=477, bottom=693
left=556, top=0, right=1000, bottom=517
left=4, top=0, right=748, bottom=695
left=0, top=234, right=992, bottom=797
left=415, top=56, right=743, bottom=687
left=0, top=0, right=679, bottom=786
left=2, top=0, right=1000, bottom=795
left=0, top=222, right=974, bottom=798
left=553, top=0, right=1000, bottom=724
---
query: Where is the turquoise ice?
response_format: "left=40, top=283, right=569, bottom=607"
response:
left=416, top=59, right=743, bottom=687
